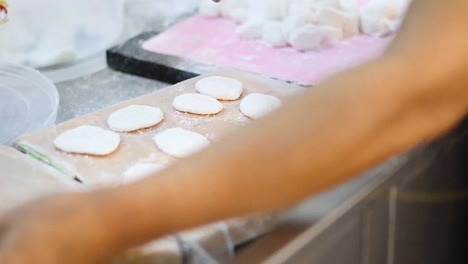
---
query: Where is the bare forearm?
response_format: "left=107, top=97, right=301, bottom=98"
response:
left=96, top=58, right=463, bottom=252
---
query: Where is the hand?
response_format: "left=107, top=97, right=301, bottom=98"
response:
left=0, top=193, right=116, bottom=264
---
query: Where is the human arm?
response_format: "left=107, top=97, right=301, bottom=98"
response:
left=101, top=0, right=468, bottom=249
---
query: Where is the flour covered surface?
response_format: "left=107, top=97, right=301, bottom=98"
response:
left=17, top=70, right=303, bottom=187
left=173, top=93, right=224, bottom=115
left=240, top=93, right=282, bottom=120
left=195, top=76, right=244, bottom=101
left=107, top=105, right=164, bottom=132
left=54, top=125, right=120, bottom=156
left=153, top=128, right=210, bottom=158
left=15, top=70, right=303, bottom=264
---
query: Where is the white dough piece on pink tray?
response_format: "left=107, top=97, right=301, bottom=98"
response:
left=225, top=8, right=249, bottom=24
left=360, top=0, right=410, bottom=37
left=317, top=7, right=360, bottom=38
left=263, top=21, right=288, bottom=47
left=199, top=0, right=222, bottom=17
left=236, top=20, right=265, bottom=40
left=247, top=0, right=289, bottom=21
left=220, top=0, right=249, bottom=16
left=281, top=15, right=308, bottom=41
left=289, top=24, right=342, bottom=51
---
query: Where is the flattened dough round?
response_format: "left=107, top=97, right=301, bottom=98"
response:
left=240, top=93, right=282, bottom=119
left=173, top=93, right=223, bottom=115
left=107, top=105, right=164, bottom=132
left=54, top=126, right=120, bottom=156
left=195, top=76, right=244, bottom=101
left=153, top=128, right=209, bottom=158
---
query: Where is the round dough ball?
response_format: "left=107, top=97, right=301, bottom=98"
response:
left=107, top=105, right=164, bottom=132
left=153, top=128, right=209, bottom=158
left=54, top=126, right=120, bottom=156
left=173, top=93, right=224, bottom=115
left=240, top=93, right=282, bottom=119
left=195, top=76, right=244, bottom=101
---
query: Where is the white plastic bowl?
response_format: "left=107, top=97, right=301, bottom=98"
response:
left=0, top=63, right=59, bottom=144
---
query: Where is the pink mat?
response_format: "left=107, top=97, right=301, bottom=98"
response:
left=143, top=15, right=393, bottom=85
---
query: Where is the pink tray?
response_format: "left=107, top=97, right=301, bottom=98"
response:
left=143, top=15, right=392, bottom=85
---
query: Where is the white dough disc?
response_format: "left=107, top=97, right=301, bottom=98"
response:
left=107, top=105, right=164, bottom=132
left=195, top=76, right=244, bottom=101
left=173, top=93, right=224, bottom=115
left=240, top=93, right=282, bottom=119
left=153, top=128, right=210, bottom=158
left=54, top=126, right=120, bottom=156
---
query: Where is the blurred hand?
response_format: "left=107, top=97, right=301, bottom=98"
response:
left=0, top=193, right=115, bottom=264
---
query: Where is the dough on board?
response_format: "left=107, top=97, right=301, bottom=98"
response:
left=360, top=0, right=410, bottom=37
left=195, top=76, right=244, bottom=101
left=199, top=0, right=222, bottom=17
left=317, top=7, right=360, bottom=38
left=235, top=20, right=265, bottom=40
left=263, top=21, right=288, bottom=47
left=289, top=24, right=342, bottom=51
left=54, top=125, right=120, bottom=156
left=240, top=93, right=282, bottom=119
left=107, top=105, right=164, bottom=132
left=173, top=93, right=224, bottom=115
left=153, top=128, right=210, bottom=158
left=198, top=0, right=410, bottom=48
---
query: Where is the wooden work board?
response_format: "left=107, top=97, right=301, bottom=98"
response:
left=16, top=69, right=304, bottom=187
